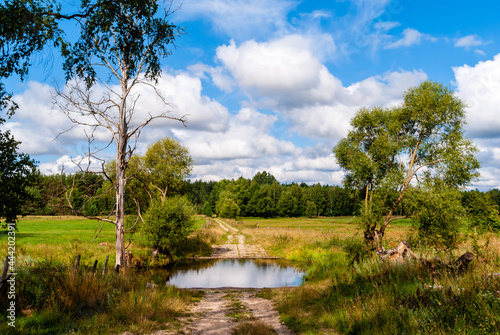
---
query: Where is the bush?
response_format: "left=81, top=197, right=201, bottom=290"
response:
left=142, top=196, right=195, bottom=260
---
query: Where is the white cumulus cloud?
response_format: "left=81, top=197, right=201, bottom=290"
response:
left=454, top=53, right=500, bottom=138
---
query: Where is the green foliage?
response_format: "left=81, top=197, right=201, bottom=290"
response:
left=463, top=190, right=500, bottom=232
left=277, top=184, right=304, bottom=217
left=218, top=198, right=241, bottom=219
left=333, top=80, right=480, bottom=247
left=252, top=171, right=277, bottom=185
left=142, top=196, right=195, bottom=259
left=141, top=137, right=194, bottom=200
left=305, top=200, right=317, bottom=218
left=0, top=0, right=62, bottom=113
left=62, top=0, right=181, bottom=87
left=0, top=129, right=37, bottom=223
left=407, top=181, right=466, bottom=249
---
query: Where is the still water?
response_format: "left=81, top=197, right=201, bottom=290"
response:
left=165, top=259, right=304, bottom=289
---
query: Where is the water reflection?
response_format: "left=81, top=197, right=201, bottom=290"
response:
left=165, top=259, right=304, bottom=288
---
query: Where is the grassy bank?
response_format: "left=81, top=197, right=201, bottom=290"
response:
left=232, top=218, right=500, bottom=334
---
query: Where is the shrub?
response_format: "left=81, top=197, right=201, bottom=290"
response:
left=142, top=196, right=195, bottom=260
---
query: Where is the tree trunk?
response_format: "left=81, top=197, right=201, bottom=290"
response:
left=364, top=227, right=382, bottom=251
left=115, top=78, right=129, bottom=269
left=115, top=161, right=126, bottom=269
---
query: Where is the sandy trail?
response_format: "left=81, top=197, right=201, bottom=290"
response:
left=208, top=219, right=273, bottom=259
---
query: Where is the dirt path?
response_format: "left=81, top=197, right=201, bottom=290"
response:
left=208, top=218, right=273, bottom=259
left=147, top=220, right=295, bottom=335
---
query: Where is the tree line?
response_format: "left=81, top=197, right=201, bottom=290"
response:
left=18, top=168, right=500, bottom=225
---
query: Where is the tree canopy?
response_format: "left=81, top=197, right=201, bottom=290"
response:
left=0, top=129, right=37, bottom=224
left=334, top=80, right=480, bottom=248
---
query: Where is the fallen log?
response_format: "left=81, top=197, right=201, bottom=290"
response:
left=376, top=241, right=418, bottom=263
left=377, top=241, right=474, bottom=274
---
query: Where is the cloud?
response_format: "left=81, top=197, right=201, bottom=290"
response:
left=3, top=72, right=231, bottom=162
left=133, top=72, right=230, bottom=133
left=384, top=28, right=436, bottom=49
left=38, top=155, right=100, bottom=174
left=1, top=82, right=79, bottom=156
left=453, top=53, right=500, bottom=138
left=216, top=36, right=330, bottom=100
left=453, top=53, right=500, bottom=190
left=173, top=107, right=299, bottom=162
left=454, top=35, right=487, bottom=49
left=175, top=0, right=298, bottom=41
left=214, top=35, right=428, bottom=139
left=471, top=139, right=500, bottom=190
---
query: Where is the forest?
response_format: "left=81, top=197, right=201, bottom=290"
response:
left=21, top=168, right=500, bottom=226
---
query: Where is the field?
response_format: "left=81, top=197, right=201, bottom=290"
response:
left=1, top=215, right=500, bottom=334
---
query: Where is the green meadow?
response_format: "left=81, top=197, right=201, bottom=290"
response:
left=1, top=215, right=500, bottom=334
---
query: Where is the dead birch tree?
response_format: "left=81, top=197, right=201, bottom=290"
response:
left=54, top=1, right=186, bottom=270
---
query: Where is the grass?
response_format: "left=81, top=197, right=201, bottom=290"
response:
left=235, top=218, right=500, bottom=334
left=3, top=215, right=500, bottom=334
left=231, top=320, right=277, bottom=335
left=0, top=215, right=212, bottom=266
left=0, top=259, right=198, bottom=334
left=5, top=216, right=116, bottom=245
left=0, top=215, right=211, bottom=334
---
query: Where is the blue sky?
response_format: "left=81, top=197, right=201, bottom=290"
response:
left=3, top=0, right=500, bottom=190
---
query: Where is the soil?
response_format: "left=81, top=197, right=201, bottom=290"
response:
left=143, top=219, right=295, bottom=335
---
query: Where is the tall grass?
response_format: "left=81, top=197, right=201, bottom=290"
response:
left=0, top=260, right=196, bottom=334
left=0, top=215, right=210, bottom=334
left=257, top=230, right=500, bottom=334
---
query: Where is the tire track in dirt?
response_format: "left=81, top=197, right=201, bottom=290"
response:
left=183, top=289, right=293, bottom=335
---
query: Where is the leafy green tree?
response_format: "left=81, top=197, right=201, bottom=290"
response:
left=252, top=171, right=277, bottom=185
left=326, top=186, right=357, bottom=216
left=203, top=180, right=229, bottom=217
left=304, top=183, right=326, bottom=216
left=216, top=188, right=241, bottom=219
left=305, top=200, right=318, bottom=218
left=218, top=198, right=241, bottom=220
left=139, top=137, right=194, bottom=202
left=230, top=177, right=253, bottom=216
left=486, top=189, right=500, bottom=214
left=407, top=180, right=466, bottom=249
left=185, top=180, right=216, bottom=212
left=462, top=190, right=500, bottom=232
left=277, top=184, right=303, bottom=217
left=247, top=184, right=273, bottom=217
left=0, top=130, right=37, bottom=224
left=334, top=81, right=480, bottom=249
left=142, top=196, right=195, bottom=259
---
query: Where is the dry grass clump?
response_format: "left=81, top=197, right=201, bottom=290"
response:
left=231, top=320, right=277, bottom=335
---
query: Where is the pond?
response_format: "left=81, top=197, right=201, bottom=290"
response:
left=164, top=259, right=304, bottom=289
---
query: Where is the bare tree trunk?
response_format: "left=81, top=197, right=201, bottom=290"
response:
left=115, top=161, right=126, bottom=269
left=114, top=76, right=129, bottom=269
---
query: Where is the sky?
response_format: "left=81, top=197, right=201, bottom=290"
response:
left=3, top=0, right=500, bottom=190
